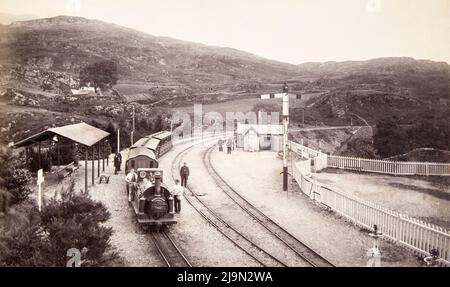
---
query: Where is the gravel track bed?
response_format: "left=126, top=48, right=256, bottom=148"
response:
left=182, top=143, right=312, bottom=266
left=210, top=148, right=422, bottom=267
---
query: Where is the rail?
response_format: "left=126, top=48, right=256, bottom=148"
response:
left=171, top=144, right=287, bottom=267
left=204, top=145, right=334, bottom=267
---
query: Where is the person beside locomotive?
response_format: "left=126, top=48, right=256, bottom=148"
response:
left=171, top=179, right=184, bottom=213
left=180, top=162, right=190, bottom=187
left=125, top=168, right=138, bottom=202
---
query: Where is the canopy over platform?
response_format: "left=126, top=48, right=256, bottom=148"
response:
left=13, top=122, right=110, bottom=148
left=12, top=122, right=111, bottom=194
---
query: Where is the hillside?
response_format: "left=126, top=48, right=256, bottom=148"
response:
left=295, top=57, right=449, bottom=126
left=0, top=15, right=299, bottom=101
left=0, top=15, right=448, bottom=155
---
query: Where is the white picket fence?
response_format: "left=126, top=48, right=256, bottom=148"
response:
left=328, top=155, right=450, bottom=176
left=291, top=158, right=450, bottom=265
left=289, top=141, right=450, bottom=176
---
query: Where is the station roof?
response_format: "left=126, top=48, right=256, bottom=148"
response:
left=237, top=123, right=283, bottom=135
left=127, top=146, right=156, bottom=160
left=13, top=122, right=110, bottom=148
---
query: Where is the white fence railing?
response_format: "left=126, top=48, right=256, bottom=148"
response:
left=289, top=141, right=324, bottom=159
left=313, top=154, right=328, bottom=172
left=291, top=156, right=450, bottom=265
left=289, top=141, right=450, bottom=176
left=328, top=155, right=450, bottom=176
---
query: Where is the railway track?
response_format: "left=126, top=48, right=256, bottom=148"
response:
left=172, top=144, right=287, bottom=267
left=150, top=229, right=192, bottom=267
left=203, top=145, right=335, bottom=267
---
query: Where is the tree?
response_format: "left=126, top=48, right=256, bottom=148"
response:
left=153, top=115, right=163, bottom=133
left=373, top=117, right=406, bottom=158
left=252, top=102, right=281, bottom=123
left=79, top=60, right=118, bottom=89
left=252, top=102, right=280, bottom=114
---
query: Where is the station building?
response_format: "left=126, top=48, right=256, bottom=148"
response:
left=236, top=123, right=283, bottom=152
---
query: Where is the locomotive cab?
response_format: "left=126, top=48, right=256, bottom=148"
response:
left=128, top=168, right=177, bottom=228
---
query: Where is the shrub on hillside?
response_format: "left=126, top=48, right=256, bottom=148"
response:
left=374, top=117, right=449, bottom=158
left=0, top=180, right=115, bottom=267
left=80, top=60, right=118, bottom=89
left=0, top=148, right=32, bottom=205
left=27, top=149, right=52, bottom=172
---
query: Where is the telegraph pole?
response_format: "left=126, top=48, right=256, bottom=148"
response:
left=117, top=128, right=120, bottom=154
left=260, top=83, right=300, bottom=192
left=282, top=83, right=289, bottom=191
left=131, top=105, right=135, bottom=145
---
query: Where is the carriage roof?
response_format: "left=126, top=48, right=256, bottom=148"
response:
left=130, top=137, right=149, bottom=149
left=144, top=138, right=160, bottom=150
left=152, top=131, right=172, bottom=140
left=127, top=146, right=156, bottom=160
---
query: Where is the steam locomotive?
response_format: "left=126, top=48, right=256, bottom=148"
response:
left=125, top=131, right=175, bottom=229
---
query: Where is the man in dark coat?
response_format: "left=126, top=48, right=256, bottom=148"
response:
left=226, top=137, right=233, bottom=154
left=114, top=153, right=121, bottom=175
left=218, top=139, right=224, bottom=152
left=180, top=162, right=190, bottom=187
left=117, top=152, right=122, bottom=171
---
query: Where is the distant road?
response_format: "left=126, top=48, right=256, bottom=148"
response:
left=290, top=125, right=373, bottom=132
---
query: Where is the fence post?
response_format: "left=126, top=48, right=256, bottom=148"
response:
left=426, top=162, right=429, bottom=176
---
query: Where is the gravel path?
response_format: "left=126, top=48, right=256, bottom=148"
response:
left=210, top=148, right=422, bottom=267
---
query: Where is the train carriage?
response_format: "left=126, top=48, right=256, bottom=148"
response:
left=125, top=146, right=158, bottom=173
left=152, top=131, right=173, bottom=156
left=125, top=131, right=172, bottom=173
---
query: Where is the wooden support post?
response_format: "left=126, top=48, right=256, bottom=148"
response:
left=97, top=144, right=100, bottom=178
left=106, top=143, right=109, bottom=166
left=92, top=146, right=95, bottom=185
left=38, top=142, right=42, bottom=170
left=57, top=143, right=60, bottom=168
left=85, top=147, right=88, bottom=193
left=102, top=141, right=105, bottom=172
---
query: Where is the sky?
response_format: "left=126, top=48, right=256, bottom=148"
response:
left=1, top=0, right=449, bottom=64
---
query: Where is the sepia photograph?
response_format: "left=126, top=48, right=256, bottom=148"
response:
left=0, top=0, right=448, bottom=275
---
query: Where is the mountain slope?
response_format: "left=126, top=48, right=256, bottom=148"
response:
left=0, top=15, right=299, bottom=93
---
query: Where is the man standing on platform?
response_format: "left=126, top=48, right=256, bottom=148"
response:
left=114, top=153, right=121, bottom=175
left=117, top=152, right=122, bottom=171
left=226, top=137, right=233, bottom=154
left=218, top=139, right=224, bottom=152
left=180, top=162, right=190, bottom=187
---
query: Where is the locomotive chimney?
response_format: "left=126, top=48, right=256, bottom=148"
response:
left=154, top=171, right=162, bottom=195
